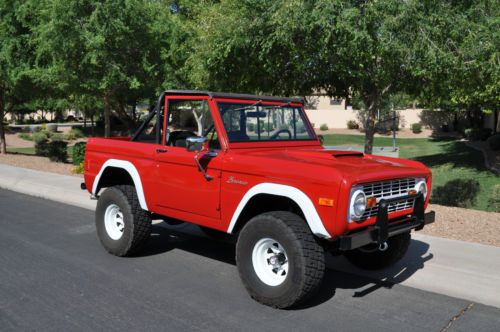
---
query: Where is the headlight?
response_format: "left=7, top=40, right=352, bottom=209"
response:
left=415, top=179, right=427, bottom=199
left=350, top=189, right=366, bottom=220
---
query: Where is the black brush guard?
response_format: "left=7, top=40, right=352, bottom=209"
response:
left=337, top=192, right=435, bottom=251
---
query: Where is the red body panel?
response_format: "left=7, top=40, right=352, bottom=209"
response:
left=84, top=94, right=432, bottom=239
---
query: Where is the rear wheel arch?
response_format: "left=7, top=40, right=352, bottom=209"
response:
left=92, top=159, right=148, bottom=210
left=227, top=183, right=331, bottom=239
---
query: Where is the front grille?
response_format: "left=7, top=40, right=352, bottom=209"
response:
left=360, top=178, right=416, bottom=219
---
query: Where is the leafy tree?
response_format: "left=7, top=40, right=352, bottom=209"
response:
left=189, top=0, right=497, bottom=153
left=0, top=0, right=40, bottom=153
left=35, top=0, right=170, bottom=137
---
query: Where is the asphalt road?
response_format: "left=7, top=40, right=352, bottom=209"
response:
left=1, top=189, right=499, bottom=331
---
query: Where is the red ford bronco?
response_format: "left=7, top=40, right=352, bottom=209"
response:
left=82, top=90, right=435, bottom=308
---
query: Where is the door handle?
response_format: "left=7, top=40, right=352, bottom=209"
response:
left=156, top=148, right=168, bottom=153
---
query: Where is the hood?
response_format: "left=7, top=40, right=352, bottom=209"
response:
left=287, top=148, right=428, bottom=182
left=228, top=147, right=429, bottom=185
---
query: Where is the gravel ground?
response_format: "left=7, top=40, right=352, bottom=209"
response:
left=422, top=204, right=500, bottom=247
left=5, top=133, right=35, bottom=148
left=0, top=154, right=80, bottom=177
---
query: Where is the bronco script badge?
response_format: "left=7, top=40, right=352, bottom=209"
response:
left=226, top=176, right=248, bottom=185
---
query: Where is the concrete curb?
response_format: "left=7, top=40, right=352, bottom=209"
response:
left=0, top=163, right=499, bottom=308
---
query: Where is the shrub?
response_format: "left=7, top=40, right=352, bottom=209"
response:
left=320, top=123, right=329, bottom=131
left=487, top=134, right=500, bottom=151
left=347, top=120, right=359, bottom=130
left=296, top=123, right=306, bottom=133
left=17, top=133, right=33, bottom=141
left=264, top=123, right=274, bottom=132
left=51, top=133, right=65, bottom=142
left=64, top=128, right=85, bottom=141
left=432, top=179, right=480, bottom=208
left=72, top=142, right=86, bottom=165
left=35, top=139, right=49, bottom=157
left=411, top=123, right=422, bottom=134
left=40, top=123, right=46, bottom=131
left=32, top=130, right=51, bottom=143
left=46, top=123, right=58, bottom=132
left=464, top=128, right=492, bottom=141
left=73, top=162, right=85, bottom=174
left=488, top=185, right=500, bottom=212
left=47, top=140, right=68, bottom=162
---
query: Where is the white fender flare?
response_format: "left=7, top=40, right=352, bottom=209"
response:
left=92, top=159, right=148, bottom=210
left=226, top=183, right=331, bottom=238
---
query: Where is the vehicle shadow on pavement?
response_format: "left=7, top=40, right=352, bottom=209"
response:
left=299, top=239, right=433, bottom=308
left=135, top=223, right=433, bottom=309
left=131, top=223, right=236, bottom=264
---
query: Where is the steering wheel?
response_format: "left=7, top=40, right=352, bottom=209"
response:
left=270, top=129, right=292, bottom=140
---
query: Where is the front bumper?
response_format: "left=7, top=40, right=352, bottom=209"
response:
left=337, top=193, right=435, bottom=251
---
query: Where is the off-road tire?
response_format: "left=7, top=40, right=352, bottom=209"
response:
left=96, top=185, right=151, bottom=256
left=236, top=211, right=325, bottom=309
left=344, top=232, right=411, bottom=270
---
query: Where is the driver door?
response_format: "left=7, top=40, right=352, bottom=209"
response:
left=154, top=97, right=222, bottom=220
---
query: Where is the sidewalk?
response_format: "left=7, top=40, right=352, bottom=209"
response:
left=0, top=163, right=499, bottom=308
left=0, top=164, right=95, bottom=210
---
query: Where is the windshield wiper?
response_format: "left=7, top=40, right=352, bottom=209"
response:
left=230, top=100, right=263, bottom=112
left=261, top=102, right=292, bottom=109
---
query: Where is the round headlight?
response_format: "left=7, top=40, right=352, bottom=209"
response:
left=416, top=180, right=427, bottom=199
left=350, top=190, right=366, bottom=219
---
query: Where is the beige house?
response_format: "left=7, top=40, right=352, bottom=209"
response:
left=303, top=95, right=423, bottom=129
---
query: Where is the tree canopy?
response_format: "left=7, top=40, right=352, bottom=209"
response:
left=0, top=0, right=498, bottom=153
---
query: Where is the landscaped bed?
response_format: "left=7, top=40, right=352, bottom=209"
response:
left=321, top=134, right=500, bottom=213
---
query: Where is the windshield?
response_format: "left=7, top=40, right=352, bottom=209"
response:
left=217, top=102, right=316, bottom=142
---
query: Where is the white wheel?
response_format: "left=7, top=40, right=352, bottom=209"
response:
left=104, top=204, right=125, bottom=240
left=252, top=238, right=289, bottom=286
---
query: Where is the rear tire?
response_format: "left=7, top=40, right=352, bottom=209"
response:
left=236, top=211, right=325, bottom=309
left=96, top=185, right=151, bottom=256
left=344, top=232, right=411, bottom=270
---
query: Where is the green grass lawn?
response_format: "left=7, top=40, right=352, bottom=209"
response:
left=322, top=134, right=500, bottom=212
left=7, top=147, right=36, bottom=155
left=8, top=146, right=76, bottom=158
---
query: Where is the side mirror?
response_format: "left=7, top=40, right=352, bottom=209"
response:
left=318, top=135, right=324, bottom=145
left=186, top=136, right=207, bottom=152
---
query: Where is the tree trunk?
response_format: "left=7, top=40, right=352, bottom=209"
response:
left=103, top=93, right=111, bottom=138
left=494, top=110, right=499, bottom=133
left=0, top=92, right=6, bottom=154
left=363, top=94, right=379, bottom=154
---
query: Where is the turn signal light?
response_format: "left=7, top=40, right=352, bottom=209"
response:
left=318, top=198, right=334, bottom=207
left=366, top=197, right=377, bottom=208
left=408, top=189, right=417, bottom=196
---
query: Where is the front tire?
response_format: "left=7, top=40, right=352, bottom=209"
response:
left=344, top=232, right=411, bottom=270
left=236, top=211, right=325, bottom=309
left=96, top=185, right=152, bottom=256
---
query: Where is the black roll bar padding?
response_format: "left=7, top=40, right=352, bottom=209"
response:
left=131, top=92, right=167, bottom=142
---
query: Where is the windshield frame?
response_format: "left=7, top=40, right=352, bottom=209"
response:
left=213, top=97, right=321, bottom=149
